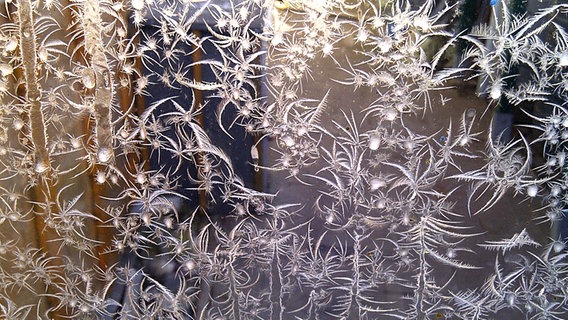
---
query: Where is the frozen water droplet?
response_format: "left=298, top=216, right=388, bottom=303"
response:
left=251, top=145, right=259, bottom=161
left=290, top=167, right=299, bottom=176
left=23, top=30, right=31, bottom=38
left=136, top=173, right=146, bottom=184
left=12, top=118, right=24, bottom=130
left=553, top=241, right=565, bottom=253
left=38, top=47, right=48, bottom=62
left=250, top=145, right=259, bottom=172
left=357, top=29, right=368, bottom=42
left=385, top=108, right=397, bottom=121
left=506, top=293, right=515, bottom=306
left=369, top=135, right=380, bottom=150
left=83, top=70, right=95, bottom=89
left=414, top=16, right=429, bottom=30
left=71, top=138, right=82, bottom=149
left=378, top=37, right=392, bottom=53
left=490, top=85, right=501, bottom=100
left=551, top=186, right=561, bottom=197
left=369, top=178, right=385, bottom=191
left=296, top=125, right=308, bottom=136
left=202, top=162, right=211, bottom=173
left=322, top=43, right=333, bottom=56
left=235, top=203, right=246, bottom=216
left=96, top=171, right=106, bottom=184
left=34, top=160, right=49, bottom=173
left=559, top=52, right=568, bottom=67
left=282, top=135, right=295, bottom=147
left=185, top=259, right=195, bottom=271
left=97, top=147, right=112, bottom=163
left=0, top=64, right=13, bottom=76
left=132, top=0, right=144, bottom=10
left=527, top=185, right=538, bottom=197
left=164, top=217, right=174, bottom=229
left=5, top=38, right=18, bottom=52
left=142, top=213, right=150, bottom=226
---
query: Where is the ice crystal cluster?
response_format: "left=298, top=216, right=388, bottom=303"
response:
left=0, top=0, right=568, bottom=319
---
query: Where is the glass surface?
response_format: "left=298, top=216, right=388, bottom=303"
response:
left=0, top=0, right=567, bottom=319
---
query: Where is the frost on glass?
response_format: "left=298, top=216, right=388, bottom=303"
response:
left=0, top=0, right=567, bottom=319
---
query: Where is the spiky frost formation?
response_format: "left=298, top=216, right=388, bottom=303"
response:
left=0, top=0, right=567, bottom=319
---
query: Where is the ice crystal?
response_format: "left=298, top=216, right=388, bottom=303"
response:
left=0, top=0, right=567, bottom=319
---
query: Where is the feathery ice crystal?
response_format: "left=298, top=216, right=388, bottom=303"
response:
left=0, top=0, right=568, bottom=319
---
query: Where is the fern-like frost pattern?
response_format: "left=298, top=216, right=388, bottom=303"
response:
left=0, top=0, right=567, bottom=319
